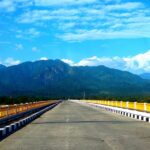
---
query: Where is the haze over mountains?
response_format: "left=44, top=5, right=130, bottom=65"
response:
left=0, top=60, right=150, bottom=98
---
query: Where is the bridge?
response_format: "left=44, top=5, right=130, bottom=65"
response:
left=0, top=101, right=150, bottom=150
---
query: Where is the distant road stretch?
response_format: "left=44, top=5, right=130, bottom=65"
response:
left=0, top=101, right=150, bottom=150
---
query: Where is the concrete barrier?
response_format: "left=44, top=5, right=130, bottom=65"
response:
left=0, top=128, right=6, bottom=137
left=0, top=102, right=61, bottom=140
left=72, top=100, right=150, bottom=123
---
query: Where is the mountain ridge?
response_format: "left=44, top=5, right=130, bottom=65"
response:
left=0, top=59, right=149, bottom=98
left=0, top=64, right=6, bottom=69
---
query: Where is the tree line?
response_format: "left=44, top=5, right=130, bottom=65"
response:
left=0, top=95, right=150, bottom=105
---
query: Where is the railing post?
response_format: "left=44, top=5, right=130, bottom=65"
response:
left=14, top=104, right=17, bottom=114
left=121, top=101, right=122, bottom=108
left=126, top=102, right=129, bottom=109
left=6, top=105, right=9, bottom=117
left=134, top=102, right=137, bottom=110
left=144, top=103, right=147, bottom=112
left=0, top=106, right=1, bottom=118
left=21, top=103, right=23, bottom=111
left=26, top=103, right=29, bottom=110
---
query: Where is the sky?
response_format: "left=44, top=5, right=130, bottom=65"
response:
left=0, top=0, right=150, bottom=74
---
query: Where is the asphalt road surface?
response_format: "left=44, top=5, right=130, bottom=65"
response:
left=0, top=101, right=150, bottom=150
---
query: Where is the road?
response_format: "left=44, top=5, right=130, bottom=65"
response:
left=0, top=101, right=150, bottom=150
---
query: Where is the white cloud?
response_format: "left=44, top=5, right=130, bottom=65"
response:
left=124, top=51, right=150, bottom=73
left=0, top=0, right=32, bottom=12
left=16, top=0, right=150, bottom=41
left=15, top=44, right=23, bottom=50
left=61, top=59, right=74, bottom=66
left=62, top=50, right=150, bottom=74
left=105, top=2, right=143, bottom=11
left=4, top=58, right=21, bottom=66
left=34, top=0, right=97, bottom=6
left=75, top=56, right=126, bottom=70
left=17, top=9, right=79, bottom=23
left=59, top=28, right=150, bottom=41
left=17, top=10, right=52, bottom=23
left=1, top=0, right=150, bottom=41
left=0, top=0, right=96, bottom=10
left=104, top=0, right=121, bottom=3
left=16, top=28, right=40, bottom=39
left=40, top=57, right=48, bottom=60
left=0, top=0, right=15, bottom=12
left=32, top=47, right=38, bottom=52
left=58, top=22, right=76, bottom=30
left=27, top=28, right=40, bottom=37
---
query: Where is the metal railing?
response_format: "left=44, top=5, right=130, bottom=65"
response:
left=0, top=101, right=56, bottom=118
left=82, top=100, right=150, bottom=112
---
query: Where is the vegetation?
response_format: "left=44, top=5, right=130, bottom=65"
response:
left=0, top=95, right=150, bottom=105
left=0, top=96, right=51, bottom=105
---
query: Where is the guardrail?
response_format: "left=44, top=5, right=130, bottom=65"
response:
left=0, top=101, right=61, bottom=140
left=0, top=101, right=57, bottom=119
left=73, top=100, right=150, bottom=123
left=81, top=100, right=150, bottom=112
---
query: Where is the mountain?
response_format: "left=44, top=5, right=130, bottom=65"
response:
left=140, top=73, right=150, bottom=80
left=0, top=64, right=6, bottom=70
left=0, top=59, right=150, bottom=98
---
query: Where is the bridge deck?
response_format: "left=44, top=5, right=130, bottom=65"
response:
left=0, top=101, right=150, bottom=150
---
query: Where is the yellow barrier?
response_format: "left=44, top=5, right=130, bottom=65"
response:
left=136, top=103, right=145, bottom=111
left=128, top=102, right=134, bottom=110
left=147, top=103, right=150, bottom=112
left=0, top=100, right=57, bottom=119
left=82, top=100, right=150, bottom=113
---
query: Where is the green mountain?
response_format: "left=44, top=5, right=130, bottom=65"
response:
left=0, top=64, right=6, bottom=69
left=0, top=60, right=150, bottom=98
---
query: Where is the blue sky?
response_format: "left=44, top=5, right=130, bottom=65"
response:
left=0, top=0, right=150, bottom=74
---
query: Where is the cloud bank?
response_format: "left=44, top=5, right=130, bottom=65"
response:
left=62, top=50, right=150, bottom=74
left=2, top=0, right=148, bottom=41
left=4, top=58, right=21, bottom=66
left=1, top=50, right=150, bottom=74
